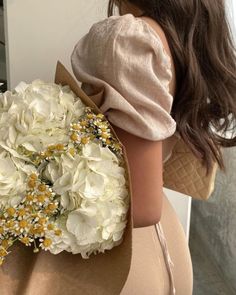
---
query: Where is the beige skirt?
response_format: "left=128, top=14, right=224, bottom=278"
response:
left=120, top=194, right=193, bottom=295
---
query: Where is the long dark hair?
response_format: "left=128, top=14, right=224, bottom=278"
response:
left=108, top=0, right=236, bottom=175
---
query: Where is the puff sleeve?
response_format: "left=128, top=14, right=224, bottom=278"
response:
left=71, top=13, right=176, bottom=141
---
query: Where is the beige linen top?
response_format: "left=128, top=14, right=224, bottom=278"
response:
left=71, top=13, right=179, bottom=164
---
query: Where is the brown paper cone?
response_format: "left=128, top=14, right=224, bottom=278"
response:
left=0, top=61, right=133, bottom=295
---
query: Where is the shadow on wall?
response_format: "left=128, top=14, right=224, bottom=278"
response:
left=190, top=146, right=236, bottom=293
left=0, top=3, right=7, bottom=92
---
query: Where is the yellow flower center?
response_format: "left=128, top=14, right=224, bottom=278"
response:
left=37, top=194, right=46, bottom=203
left=44, top=150, right=53, bottom=158
left=70, top=133, right=78, bottom=141
left=69, top=148, right=75, bottom=156
left=19, top=220, right=28, bottom=228
left=35, top=226, right=45, bottom=234
left=29, top=173, right=37, bottom=180
left=55, top=143, right=64, bottom=151
left=38, top=217, right=47, bottom=225
left=38, top=184, right=46, bottom=192
left=1, top=240, right=9, bottom=248
left=29, top=227, right=35, bottom=235
left=80, top=120, right=87, bottom=126
left=96, top=114, right=104, bottom=119
left=18, top=209, right=26, bottom=217
left=6, top=207, right=16, bottom=216
left=43, top=238, right=52, bottom=248
left=72, top=124, right=81, bottom=130
left=101, top=133, right=109, bottom=139
left=114, top=143, right=120, bottom=149
left=28, top=179, right=36, bottom=188
left=86, top=114, right=94, bottom=119
left=6, top=220, right=15, bottom=228
left=81, top=137, right=89, bottom=144
left=54, top=229, right=62, bottom=236
left=47, top=203, right=57, bottom=211
left=20, top=237, right=30, bottom=245
left=45, top=191, right=52, bottom=197
left=48, top=145, right=56, bottom=151
left=26, top=194, right=34, bottom=201
left=0, top=248, right=8, bottom=257
left=47, top=223, right=54, bottom=230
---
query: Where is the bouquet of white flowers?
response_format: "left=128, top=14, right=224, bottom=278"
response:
left=0, top=62, right=131, bottom=266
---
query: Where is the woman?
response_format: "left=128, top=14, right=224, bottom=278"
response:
left=71, top=0, right=236, bottom=294
left=1, top=1, right=235, bottom=295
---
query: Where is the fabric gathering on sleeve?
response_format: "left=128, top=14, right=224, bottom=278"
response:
left=71, top=13, right=177, bottom=141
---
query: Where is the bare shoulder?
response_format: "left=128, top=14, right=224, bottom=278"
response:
left=137, top=16, right=176, bottom=95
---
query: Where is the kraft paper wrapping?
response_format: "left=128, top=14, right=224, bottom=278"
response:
left=0, top=62, right=133, bottom=295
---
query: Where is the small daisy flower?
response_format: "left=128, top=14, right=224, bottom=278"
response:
left=4, top=206, right=18, bottom=219
left=14, top=218, right=31, bottom=234
left=39, top=237, right=53, bottom=250
left=19, top=236, right=34, bottom=246
left=0, top=247, right=8, bottom=258
left=34, top=194, right=48, bottom=206
left=0, top=225, right=4, bottom=238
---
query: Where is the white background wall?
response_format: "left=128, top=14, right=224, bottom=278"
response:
left=4, top=0, right=109, bottom=88
left=0, top=6, right=6, bottom=81
left=0, top=7, right=4, bottom=42
left=226, top=0, right=236, bottom=42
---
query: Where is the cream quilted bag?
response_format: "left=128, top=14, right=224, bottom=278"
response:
left=163, top=136, right=218, bottom=200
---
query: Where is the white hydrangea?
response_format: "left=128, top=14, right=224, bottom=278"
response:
left=43, top=142, right=128, bottom=256
left=0, top=80, right=129, bottom=260
left=0, top=150, right=28, bottom=207
left=0, top=80, right=86, bottom=153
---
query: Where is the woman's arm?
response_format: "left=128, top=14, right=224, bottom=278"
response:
left=110, top=123, right=163, bottom=228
